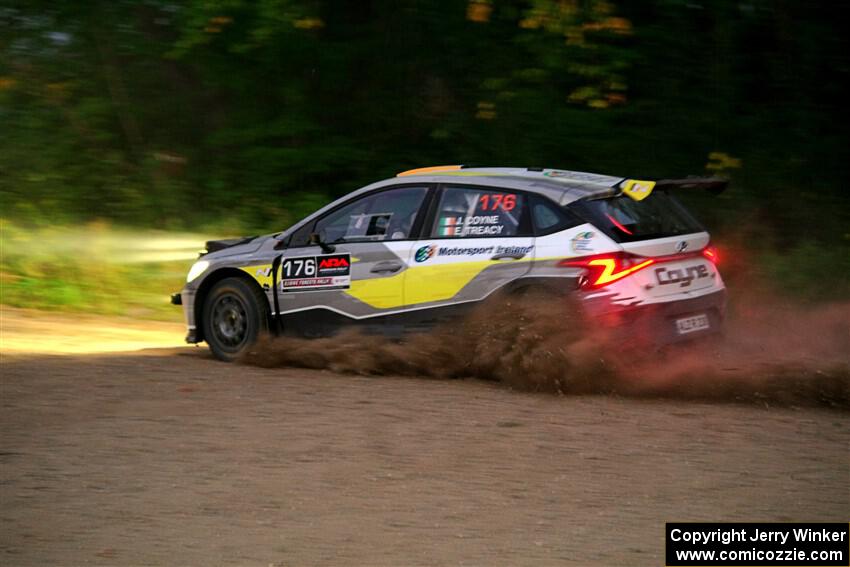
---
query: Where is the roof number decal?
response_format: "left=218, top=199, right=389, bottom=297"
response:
left=620, top=179, right=656, bottom=201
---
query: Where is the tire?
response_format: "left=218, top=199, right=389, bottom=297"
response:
left=202, top=277, right=269, bottom=362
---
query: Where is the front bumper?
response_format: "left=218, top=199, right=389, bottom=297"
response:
left=172, top=288, right=200, bottom=344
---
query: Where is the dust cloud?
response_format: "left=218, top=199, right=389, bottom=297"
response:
left=242, top=290, right=850, bottom=410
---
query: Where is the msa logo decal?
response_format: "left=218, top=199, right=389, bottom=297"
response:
left=621, top=179, right=656, bottom=201
left=255, top=267, right=272, bottom=277
left=281, top=254, right=351, bottom=292
left=655, top=264, right=710, bottom=288
left=318, top=256, right=350, bottom=270
left=415, top=245, right=437, bottom=263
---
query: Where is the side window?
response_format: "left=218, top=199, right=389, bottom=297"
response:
left=313, top=186, right=428, bottom=244
left=530, top=194, right=583, bottom=236
left=287, top=222, right=315, bottom=248
left=432, top=186, right=530, bottom=238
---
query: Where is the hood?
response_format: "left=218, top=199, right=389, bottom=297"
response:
left=202, top=234, right=270, bottom=258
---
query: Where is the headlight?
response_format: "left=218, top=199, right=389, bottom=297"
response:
left=186, top=260, right=210, bottom=282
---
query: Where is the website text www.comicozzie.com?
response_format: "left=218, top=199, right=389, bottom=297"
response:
left=673, top=548, right=844, bottom=563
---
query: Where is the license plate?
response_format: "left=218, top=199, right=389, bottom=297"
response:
left=675, top=313, right=710, bottom=335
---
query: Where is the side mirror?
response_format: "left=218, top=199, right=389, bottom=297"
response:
left=310, top=232, right=336, bottom=254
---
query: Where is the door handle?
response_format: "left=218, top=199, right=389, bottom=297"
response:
left=370, top=261, right=404, bottom=274
left=490, top=253, right=526, bottom=261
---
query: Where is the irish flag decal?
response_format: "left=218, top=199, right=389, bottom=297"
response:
left=439, top=216, right=464, bottom=236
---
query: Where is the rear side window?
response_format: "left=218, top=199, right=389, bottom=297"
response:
left=431, top=186, right=530, bottom=238
left=569, top=191, right=704, bottom=242
left=530, top=194, right=583, bottom=235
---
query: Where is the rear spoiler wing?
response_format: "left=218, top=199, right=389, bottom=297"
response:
left=608, top=176, right=729, bottom=202
left=653, top=177, right=729, bottom=195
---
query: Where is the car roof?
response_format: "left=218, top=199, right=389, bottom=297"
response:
left=384, top=166, right=624, bottom=204
left=279, top=166, right=625, bottom=239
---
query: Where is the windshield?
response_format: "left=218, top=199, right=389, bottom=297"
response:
left=569, top=191, right=704, bottom=243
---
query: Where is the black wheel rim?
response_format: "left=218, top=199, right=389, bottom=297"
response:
left=211, top=293, right=249, bottom=348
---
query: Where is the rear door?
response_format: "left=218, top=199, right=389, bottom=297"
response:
left=403, top=185, right=535, bottom=317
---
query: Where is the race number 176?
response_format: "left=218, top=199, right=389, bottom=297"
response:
left=282, top=257, right=317, bottom=278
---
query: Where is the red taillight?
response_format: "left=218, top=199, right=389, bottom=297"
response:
left=702, top=245, right=719, bottom=264
left=559, top=253, right=655, bottom=289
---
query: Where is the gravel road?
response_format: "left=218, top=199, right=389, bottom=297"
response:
left=2, top=338, right=848, bottom=566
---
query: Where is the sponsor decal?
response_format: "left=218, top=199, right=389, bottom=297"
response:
left=415, top=244, right=534, bottom=262
left=415, top=245, right=437, bottom=263
left=284, top=277, right=335, bottom=288
left=317, top=255, right=350, bottom=274
left=281, top=253, right=351, bottom=292
left=655, top=264, right=710, bottom=288
left=438, top=246, right=494, bottom=256
left=436, top=244, right=534, bottom=257
left=495, top=244, right=533, bottom=256
left=620, top=179, right=656, bottom=201
left=570, top=231, right=595, bottom=253
left=241, top=264, right=273, bottom=288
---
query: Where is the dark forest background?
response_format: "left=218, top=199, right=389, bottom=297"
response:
left=1, top=1, right=848, bottom=301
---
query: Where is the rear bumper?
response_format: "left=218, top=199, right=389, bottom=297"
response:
left=584, top=288, right=727, bottom=345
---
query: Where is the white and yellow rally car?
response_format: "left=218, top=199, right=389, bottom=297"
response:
left=172, top=166, right=727, bottom=361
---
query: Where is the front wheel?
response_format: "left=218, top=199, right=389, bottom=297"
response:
left=202, top=277, right=269, bottom=361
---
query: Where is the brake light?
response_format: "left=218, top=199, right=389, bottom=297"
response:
left=559, top=253, right=655, bottom=289
left=702, top=245, right=719, bottom=264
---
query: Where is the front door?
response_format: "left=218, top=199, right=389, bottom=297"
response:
left=278, top=186, right=429, bottom=335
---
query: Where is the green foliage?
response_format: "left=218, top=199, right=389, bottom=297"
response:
left=0, top=220, right=210, bottom=320
left=758, top=243, right=850, bottom=302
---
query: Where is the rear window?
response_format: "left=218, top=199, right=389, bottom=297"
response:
left=569, top=191, right=704, bottom=243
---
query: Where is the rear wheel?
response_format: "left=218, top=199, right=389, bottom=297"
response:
left=202, top=277, right=269, bottom=361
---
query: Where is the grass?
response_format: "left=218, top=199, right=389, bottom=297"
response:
left=0, top=219, right=225, bottom=321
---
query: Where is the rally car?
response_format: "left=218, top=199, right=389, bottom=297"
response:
left=172, top=166, right=727, bottom=361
